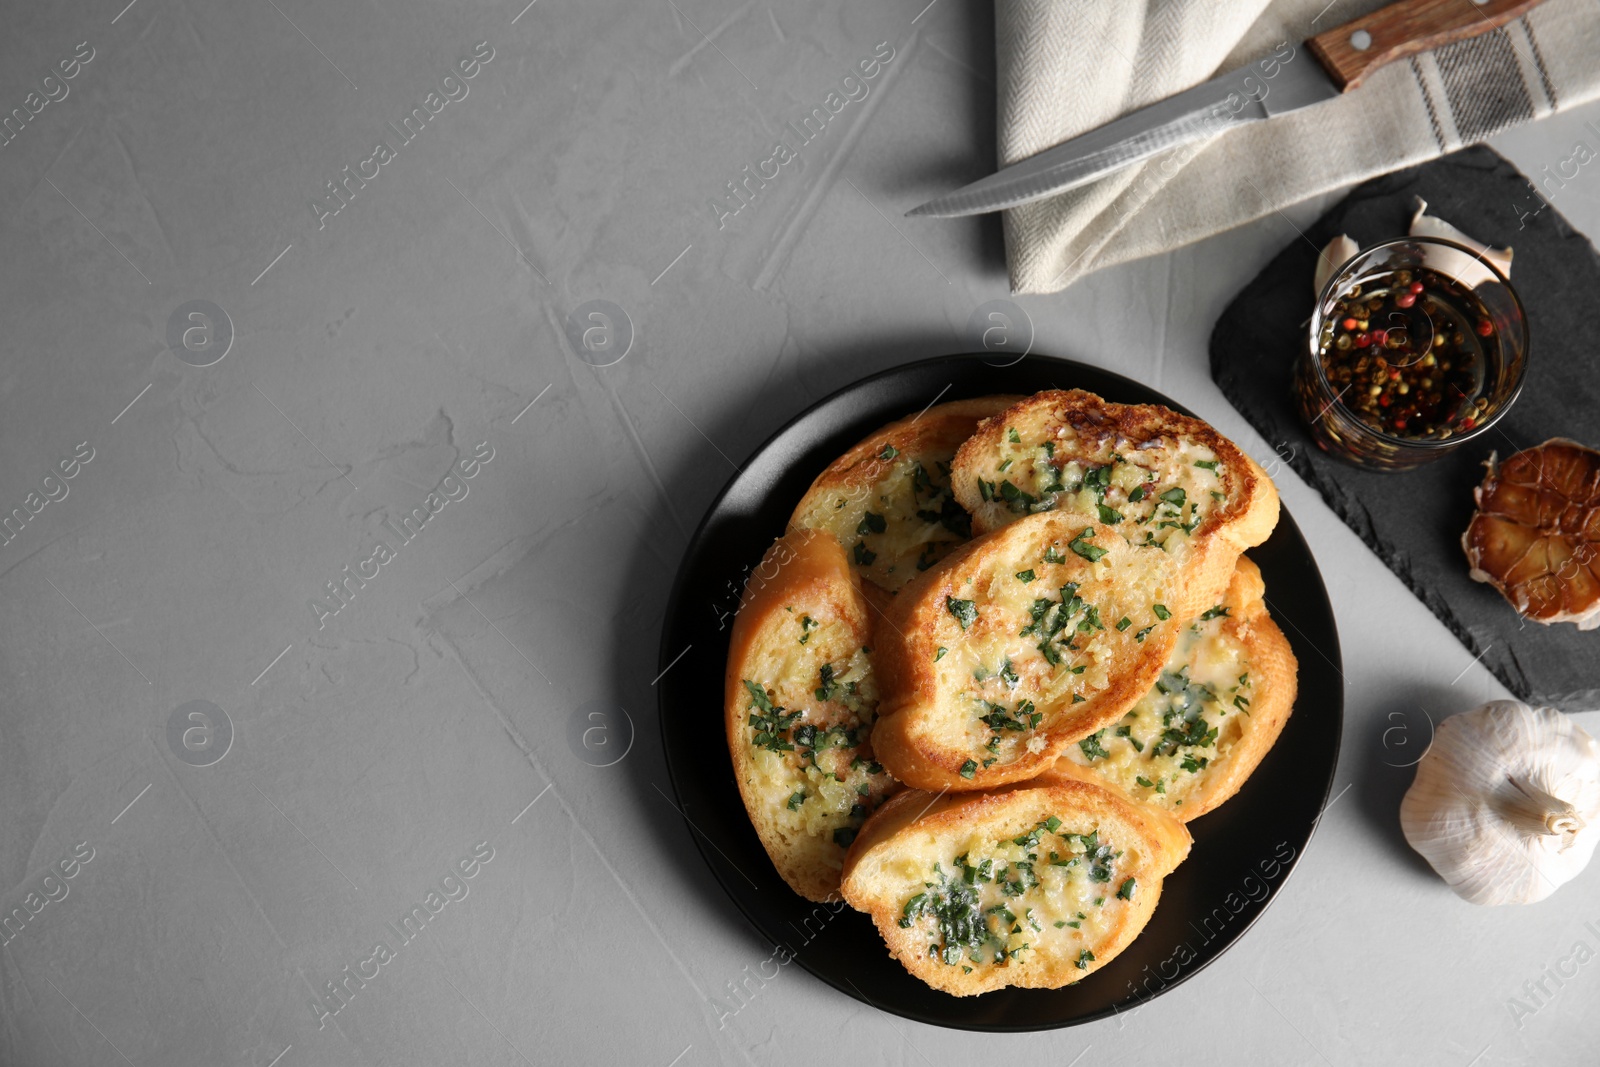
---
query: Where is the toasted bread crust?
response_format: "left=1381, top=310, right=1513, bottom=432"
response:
left=871, top=512, right=1191, bottom=792
left=952, top=390, right=1278, bottom=615
left=1183, top=557, right=1296, bottom=817
left=1059, top=556, right=1298, bottom=821
left=790, top=396, right=1021, bottom=595
left=840, top=768, right=1191, bottom=995
left=725, top=530, right=899, bottom=901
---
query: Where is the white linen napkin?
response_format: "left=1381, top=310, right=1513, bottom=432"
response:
left=997, top=0, right=1600, bottom=294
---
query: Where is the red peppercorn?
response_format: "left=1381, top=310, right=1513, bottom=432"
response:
left=1393, top=418, right=1408, bottom=431
left=1407, top=281, right=1424, bottom=294
left=1475, top=319, right=1493, bottom=336
left=1389, top=369, right=1401, bottom=381
left=1379, top=395, right=1391, bottom=407
left=1460, top=416, right=1477, bottom=431
left=1356, top=332, right=1371, bottom=347
left=1342, top=317, right=1359, bottom=330
left=1396, top=293, right=1417, bottom=308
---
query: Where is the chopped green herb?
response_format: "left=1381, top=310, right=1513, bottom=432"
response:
left=799, top=614, right=817, bottom=643
left=786, top=790, right=806, bottom=810
left=946, top=596, right=978, bottom=630
left=935, top=647, right=948, bottom=661
left=1083, top=465, right=1112, bottom=500
left=1054, top=920, right=1067, bottom=929
left=1078, top=730, right=1110, bottom=761
left=917, top=495, right=973, bottom=539
left=1134, top=624, right=1155, bottom=643
left=1135, top=776, right=1155, bottom=788
left=1097, top=504, right=1124, bottom=525
left=1068, top=528, right=1107, bottom=563
left=1198, top=604, right=1231, bottom=621
left=1007, top=428, right=1021, bottom=444
left=1075, top=949, right=1095, bottom=970
left=879, top=444, right=899, bottom=461
left=857, top=511, right=887, bottom=536
left=1118, top=878, right=1137, bottom=900
left=853, top=541, right=876, bottom=566
left=1160, top=487, right=1187, bottom=507
left=1015, top=569, right=1036, bottom=583
left=815, top=663, right=840, bottom=702
left=1043, top=546, right=1066, bottom=564
left=743, top=680, right=802, bottom=752
left=1194, top=459, right=1219, bottom=471
left=998, top=458, right=1013, bottom=473
left=959, top=759, right=978, bottom=780
left=1129, top=485, right=1146, bottom=503
left=999, top=480, right=1036, bottom=514
left=1152, top=604, right=1171, bottom=620
left=1116, top=616, right=1132, bottom=632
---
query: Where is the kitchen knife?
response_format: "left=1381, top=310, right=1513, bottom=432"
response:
left=907, top=0, right=1545, bottom=218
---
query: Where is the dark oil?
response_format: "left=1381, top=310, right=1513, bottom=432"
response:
left=1315, top=266, right=1494, bottom=439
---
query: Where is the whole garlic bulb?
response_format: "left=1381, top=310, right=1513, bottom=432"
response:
left=1401, top=701, right=1600, bottom=905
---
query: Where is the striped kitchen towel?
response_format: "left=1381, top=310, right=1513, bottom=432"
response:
left=998, top=0, right=1600, bottom=294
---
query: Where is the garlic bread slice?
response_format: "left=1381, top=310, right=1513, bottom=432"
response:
left=1061, top=556, right=1297, bottom=821
left=952, top=390, right=1278, bottom=609
left=790, top=396, right=1020, bottom=599
left=726, top=529, right=900, bottom=901
left=872, top=512, right=1193, bottom=792
left=840, top=765, right=1191, bottom=996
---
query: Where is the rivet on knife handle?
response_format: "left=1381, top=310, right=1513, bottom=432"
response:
left=1306, top=0, right=1546, bottom=92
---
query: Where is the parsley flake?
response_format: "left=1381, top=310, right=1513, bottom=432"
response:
left=946, top=596, right=978, bottom=630
left=1068, top=528, right=1106, bottom=563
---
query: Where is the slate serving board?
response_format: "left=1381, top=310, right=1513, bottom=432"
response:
left=1210, top=145, right=1599, bottom=711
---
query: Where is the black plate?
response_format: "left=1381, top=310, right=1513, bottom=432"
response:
left=657, top=353, right=1343, bottom=1032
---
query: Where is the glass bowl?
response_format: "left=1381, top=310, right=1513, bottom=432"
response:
left=1293, top=236, right=1528, bottom=471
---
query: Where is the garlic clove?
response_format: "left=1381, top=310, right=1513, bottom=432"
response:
left=1408, top=197, right=1514, bottom=277
left=1313, top=234, right=1359, bottom=297
left=1400, top=700, right=1600, bottom=905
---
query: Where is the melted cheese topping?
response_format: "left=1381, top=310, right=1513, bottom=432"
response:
left=931, top=525, right=1177, bottom=765
left=1062, top=609, right=1254, bottom=811
left=974, top=427, right=1227, bottom=553
left=891, top=817, right=1139, bottom=971
left=742, top=611, right=894, bottom=856
left=796, top=453, right=970, bottom=591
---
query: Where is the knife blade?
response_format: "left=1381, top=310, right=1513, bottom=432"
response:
left=907, top=0, right=1545, bottom=219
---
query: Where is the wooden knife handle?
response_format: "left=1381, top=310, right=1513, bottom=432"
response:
left=1307, top=0, right=1546, bottom=91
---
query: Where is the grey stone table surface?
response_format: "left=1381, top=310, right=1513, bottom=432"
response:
left=2, top=2, right=1598, bottom=1065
